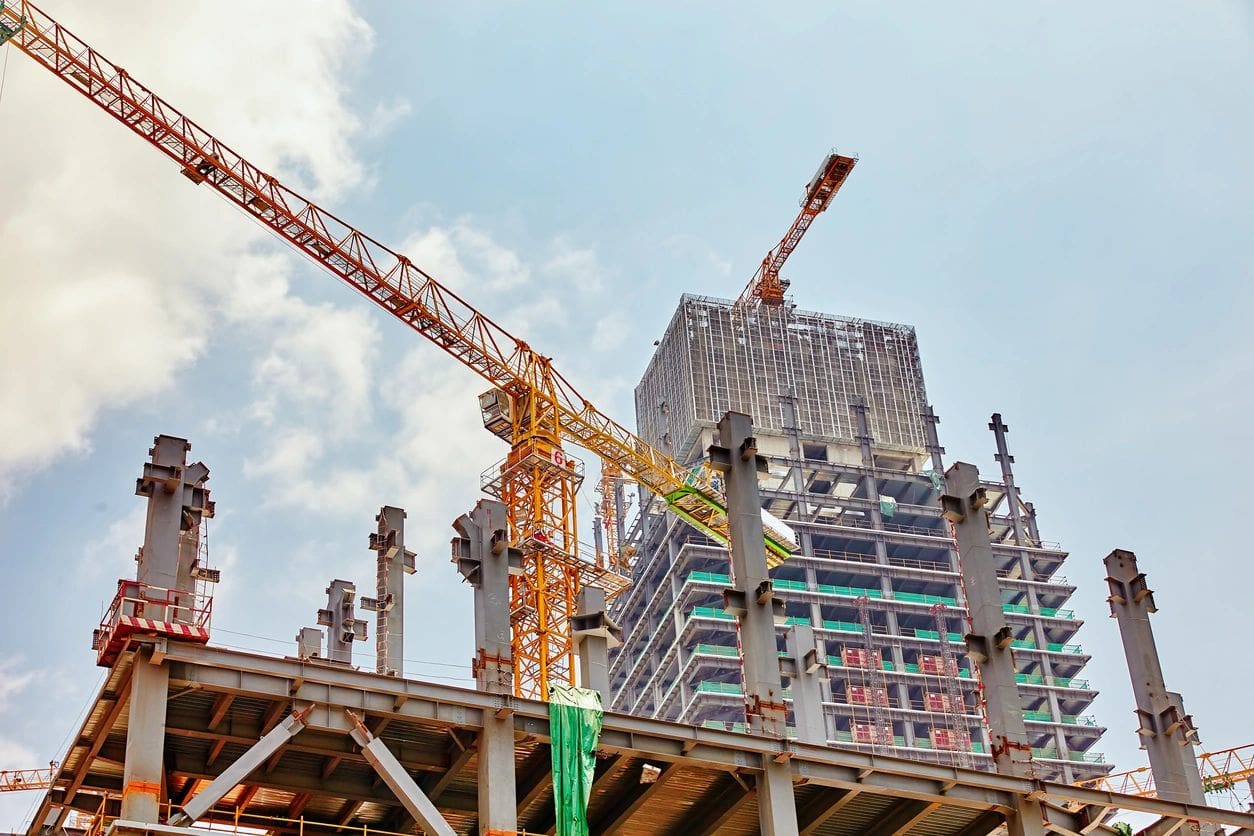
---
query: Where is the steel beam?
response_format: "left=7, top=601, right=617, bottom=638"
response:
left=781, top=624, right=827, bottom=745
left=676, top=776, right=755, bottom=836
left=317, top=580, right=366, bottom=665
left=591, top=762, right=676, bottom=835
left=988, top=414, right=1026, bottom=546
left=943, top=461, right=1044, bottom=836
left=710, top=411, right=799, bottom=835
left=347, top=713, right=455, bottom=836
left=452, top=499, right=518, bottom=834
left=1104, top=549, right=1212, bottom=834
left=149, top=641, right=1254, bottom=832
left=362, top=506, right=415, bottom=677
left=572, top=585, right=621, bottom=701
left=120, top=649, right=170, bottom=823
left=170, top=709, right=309, bottom=825
left=798, top=787, right=859, bottom=835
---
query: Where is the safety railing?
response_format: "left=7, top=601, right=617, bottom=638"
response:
left=93, top=579, right=213, bottom=666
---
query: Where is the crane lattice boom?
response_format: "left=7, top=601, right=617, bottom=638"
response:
left=735, top=151, right=857, bottom=308
left=0, top=0, right=797, bottom=695
left=1075, top=743, right=1254, bottom=800
left=0, top=768, right=55, bottom=792
left=0, top=0, right=795, bottom=563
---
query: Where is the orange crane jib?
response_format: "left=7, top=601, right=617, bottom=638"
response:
left=1074, top=743, right=1254, bottom=799
left=0, top=768, right=55, bottom=793
left=0, top=1, right=799, bottom=697
left=736, top=151, right=857, bottom=308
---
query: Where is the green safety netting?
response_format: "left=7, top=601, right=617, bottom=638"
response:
left=549, top=683, right=603, bottom=836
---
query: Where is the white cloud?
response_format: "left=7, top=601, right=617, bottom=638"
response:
left=248, top=303, right=379, bottom=436
left=661, top=233, right=734, bottom=278
left=0, top=0, right=378, bottom=491
left=79, top=506, right=146, bottom=580
left=0, top=658, right=37, bottom=712
left=591, top=313, right=630, bottom=352
left=399, top=222, right=530, bottom=294
left=543, top=237, right=612, bottom=294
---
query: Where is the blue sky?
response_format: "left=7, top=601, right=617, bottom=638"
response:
left=1, top=0, right=1252, bottom=827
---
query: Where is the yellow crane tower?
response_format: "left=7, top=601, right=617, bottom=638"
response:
left=0, top=0, right=797, bottom=704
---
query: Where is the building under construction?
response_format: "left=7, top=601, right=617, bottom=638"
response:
left=3, top=2, right=1254, bottom=835
left=610, top=294, right=1108, bottom=782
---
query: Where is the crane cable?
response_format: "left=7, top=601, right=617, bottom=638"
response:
left=1, top=44, right=10, bottom=106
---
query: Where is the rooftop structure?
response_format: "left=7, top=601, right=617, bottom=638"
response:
left=611, top=295, right=1110, bottom=783
left=26, top=434, right=1245, bottom=836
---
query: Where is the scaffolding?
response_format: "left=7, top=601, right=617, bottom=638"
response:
left=611, top=297, right=1109, bottom=784
left=635, top=295, right=929, bottom=462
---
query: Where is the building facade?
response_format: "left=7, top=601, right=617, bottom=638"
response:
left=608, top=294, right=1109, bottom=782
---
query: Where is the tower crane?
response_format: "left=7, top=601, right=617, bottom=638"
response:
left=734, top=150, right=857, bottom=308
left=0, top=0, right=796, bottom=702
left=590, top=151, right=857, bottom=565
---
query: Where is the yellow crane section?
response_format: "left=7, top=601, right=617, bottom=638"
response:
left=0, top=1, right=797, bottom=699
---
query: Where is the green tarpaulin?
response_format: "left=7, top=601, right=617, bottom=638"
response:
left=549, top=684, right=603, bottom=836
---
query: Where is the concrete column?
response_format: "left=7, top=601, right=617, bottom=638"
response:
left=317, top=580, right=366, bottom=665
left=451, top=499, right=518, bottom=835
left=988, top=414, right=1026, bottom=547
left=781, top=625, right=827, bottom=744
left=1104, top=549, right=1215, bottom=832
left=572, top=586, right=622, bottom=702
left=363, top=506, right=415, bottom=677
left=709, top=412, right=799, bottom=836
left=942, top=462, right=1044, bottom=836
left=120, top=648, right=169, bottom=823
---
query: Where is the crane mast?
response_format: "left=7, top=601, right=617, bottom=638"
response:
left=0, top=0, right=796, bottom=700
left=735, top=150, right=857, bottom=308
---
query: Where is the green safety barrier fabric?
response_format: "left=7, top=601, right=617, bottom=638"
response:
left=549, top=683, right=604, bottom=836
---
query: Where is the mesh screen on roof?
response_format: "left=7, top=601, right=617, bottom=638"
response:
left=635, top=295, right=929, bottom=456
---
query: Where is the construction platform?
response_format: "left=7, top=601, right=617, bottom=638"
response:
left=27, top=637, right=1254, bottom=836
